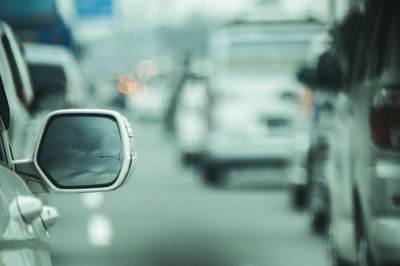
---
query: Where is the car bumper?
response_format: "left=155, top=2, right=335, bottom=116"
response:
left=207, top=134, right=294, bottom=163
left=333, top=218, right=358, bottom=263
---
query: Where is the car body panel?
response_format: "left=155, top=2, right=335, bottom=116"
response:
left=0, top=165, right=52, bottom=266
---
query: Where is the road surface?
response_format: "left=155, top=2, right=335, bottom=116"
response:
left=49, top=116, right=328, bottom=266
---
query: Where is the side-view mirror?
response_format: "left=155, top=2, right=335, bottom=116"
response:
left=296, top=66, right=317, bottom=89
left=316, top=52, right=342, bottom=91
left=15, top=109, right=137, bottom=193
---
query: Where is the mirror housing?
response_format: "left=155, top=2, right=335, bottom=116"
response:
left=316, top=52, right=342, bottom=91
left=15, top=109, right=137, bottom=193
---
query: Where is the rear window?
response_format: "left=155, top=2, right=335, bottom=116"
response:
left=28, top=63, right=67, bottom=93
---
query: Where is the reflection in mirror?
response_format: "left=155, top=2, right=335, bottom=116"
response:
left=38, top=115, right=122, bottom=188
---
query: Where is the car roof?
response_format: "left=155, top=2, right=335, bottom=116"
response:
left=23, top=43, right=84, bottom=84
left=23, top=43, right=75, bottom=66
left=212, top=21, right=327, bottom=44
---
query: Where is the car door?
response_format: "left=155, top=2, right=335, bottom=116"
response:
left=0, top=127, right=52, bottom=265
left=0, top=56, right=52, bottom=264
left=0, top=166, right=53, bottom=266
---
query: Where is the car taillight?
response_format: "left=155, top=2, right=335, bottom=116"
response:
left=393, top=195, right=400, bottom=207
left=370, top=88, right=400, bottom=149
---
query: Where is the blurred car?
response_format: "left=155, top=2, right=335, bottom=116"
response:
left=0, top=21, right=35, bottom=159
left=174, top=52, right=211, bottom=166
left=289, top=33, right=339, bottom=235
left=23, top=43, right=86, bottom=111
left=174, top=75, right=208, bottom=166
left=307, top=51, right=340, bottom=234
left=326, top=2, right=400, bottom=266
left=202, top=21, right=324, bottom=185
left=289, top=32, right=331, bottom=210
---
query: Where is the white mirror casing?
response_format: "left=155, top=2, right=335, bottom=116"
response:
left=14, top=109, right=137, bottom=194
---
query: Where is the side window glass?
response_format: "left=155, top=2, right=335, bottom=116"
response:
left=0, top=134, right=6, bottom=164
left=366, top=1, right=397, bottom=79
left=0, top=76, right=8, bottom=165
left=1, top=34, right=26, bottom=106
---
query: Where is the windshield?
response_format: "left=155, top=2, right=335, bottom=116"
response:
left=226, top=39, right=310, bottom=74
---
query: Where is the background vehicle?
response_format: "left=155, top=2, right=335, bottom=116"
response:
left=174, top=77, right=208, bottom=166
left=289, top=32, right=330, bottom=210
left=307, top=51, right=340, bottom=234
left=327, top=2, right=400, bottom=266
left=0, top=0, right=76, bottom=52
left=23, top=43, right=86, bottom=111
left=202, top=21, right=324, bottom=185
left=174, top=53, right=210, bottom=166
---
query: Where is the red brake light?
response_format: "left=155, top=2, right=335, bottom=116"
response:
left=393, top=195, right=400, bottom=207
left=370, top=88, right=400, bottom=149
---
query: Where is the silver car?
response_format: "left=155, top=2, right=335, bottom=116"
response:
left=327, top=2, right=400, bottom=266
left=202, top=22, right=324, bottom=185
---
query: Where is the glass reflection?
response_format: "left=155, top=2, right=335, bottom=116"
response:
left=38, top=115, right=122, bottom=188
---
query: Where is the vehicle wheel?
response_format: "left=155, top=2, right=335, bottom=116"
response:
left=311, top=210, right=328, bottom=235
left=291, top=185, right=307, bottom=210
left=358, top=234, right=374, bottom=266
left=202, top=163, right=225, bottom=186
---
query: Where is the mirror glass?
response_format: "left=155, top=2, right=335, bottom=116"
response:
left=37, top=115, right=123, bottom=188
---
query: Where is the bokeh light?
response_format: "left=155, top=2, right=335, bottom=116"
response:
left=118, top=74, right=137, bottom=95
left=135, top=60, right=158, bottom=80
left=128, top=81, right=148, bottom=102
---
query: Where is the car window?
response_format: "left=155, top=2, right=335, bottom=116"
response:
left=0, top=71, right=9, bottom=130
left=0, top=132, right=6, bottom=165
left=1, top=34, right=25, bottom=105
left=226, top=40, right=310, bottom=75
left=28, top=63, right=67, bottom=92
left=364, top=1, right=395, bottom=80
left=0, top=76, right=8, bottom=165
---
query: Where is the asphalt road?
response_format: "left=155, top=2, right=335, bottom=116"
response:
left=48, top=118, right=328, bottom=266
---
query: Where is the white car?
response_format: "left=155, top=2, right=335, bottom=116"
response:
left=288, top=32, right=331, bottom=216
left=23, top=43, right=86, bottom=110
left=202, top=22, right=322, bottom=185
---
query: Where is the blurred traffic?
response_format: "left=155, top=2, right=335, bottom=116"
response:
left=0, top=0, right=399, bottom=266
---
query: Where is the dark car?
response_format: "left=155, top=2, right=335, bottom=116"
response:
left=326, top=2, right=400, bottom=266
